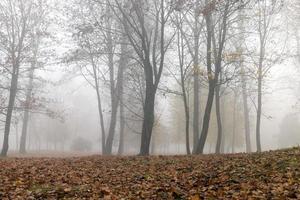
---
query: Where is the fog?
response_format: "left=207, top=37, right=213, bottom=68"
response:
left=0, top=0, right=300, bottom=156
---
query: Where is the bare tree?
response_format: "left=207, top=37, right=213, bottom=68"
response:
left=253, top=0, right=283, bottom=152
left=68, top=0, right=130, bottom=154
left=112, top=0, right=174, bottom=155
left=237, top=6, right=252, bottom=153
left=19, top=1, right=49, bottom=153
left=19, top=34, right=39, bottom=154
left=171, top=0, right=205, bottom=153
left=173, top=12, right=192, bottom=154
left=0, top=0, right=41, bottom=156
left=195, top=0, right=231, bottom=154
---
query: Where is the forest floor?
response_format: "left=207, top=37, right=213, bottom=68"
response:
left=1, top=148, right=300, bottom=199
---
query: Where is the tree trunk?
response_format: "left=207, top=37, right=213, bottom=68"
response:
left=238, top=6, right=252, bottom=153
left=105, top=99, right=119, bottom=154
left=196, top=82, right=215, bottom=154
left=192, top=0, right=200, bottom=152
left=104, top=2, right=124, bottom=154
left=15, top=122, right=19, bottom=151
left=1, top=74, right=18, bottom=157
left=90, top=56, right=106, bottom=154
left=139, top=84, right=155, bottom=156
left=183, top=89, right=191, bottom=155
left=193, top=62, right=200, bottom=152
left=194, top=11, right=214, bottom=154
left=220, top=96, right=225, bottom=153
left=215, top=83, right=222, bottom=154
left=177, top=20, right=191, bottom=155
left=241, top=66, right=251, bottom=152
left=195, top=0, right=229, bottom=154
left=256, top=29, right=264, bottom=152
left=256, top=67, right=262, bottom=152
left=232, top=91, right=237, bottom=153
left=118, top=97, right=125, bottom=155
left=179, top=43, right=191, bottom=155
left=150, top=131, right=156, bottom=155
left=105, top=30, right=128, bottom=155
left=96, top=88, right=106, bottom=154
left=117, top=35, right=128, bottom=155
left=19, top=61, right=35, bottom=154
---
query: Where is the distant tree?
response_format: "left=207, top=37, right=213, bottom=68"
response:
left=19, top=1, right=50, bottom=154
left=237, top=5, right=252, bottom=153
left=171, top=15, right=193, bottom=154
left=279, top=113, right=300, bottom=148
left=71, top=137, right=92, bottom=152
left=171, top=0, right=207, bottom=154
left=67, top=0, right=128, bottom=155
left=284, top=0, right=300, bottom=64
left=172, top=0, right=205, bottom=153
left=250, top=0, right=283, bottom=152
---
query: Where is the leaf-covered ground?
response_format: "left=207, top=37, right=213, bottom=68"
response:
left=1, top=148, right=300, bottom=199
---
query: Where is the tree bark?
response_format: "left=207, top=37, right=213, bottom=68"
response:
left=117, top=31, right=128, bottom=155
left=103, top=2, right=118, bottom=155
left=215, top=83, right=222, bottom=154
left=193, top=58, right=200, bottom=152
left=105, top=98, right=119, bottom=154
left=232, top=91, right=237, bottom=153
left=182, top=80, right=191, bottom=155
left=196, top=82, right=215, bottom=154
left=241, top=65, right=251, bottom=152
left=256, top=13, right=264, bottom=153
left=19, top=62, right=35, bottom=154
left=177, top=24, right=191, bottom=155
left=220, top=95, right=225, bottom=153
left=15, top=122, right=19, bottom=151
left=192, top=0, right=200, bottom=152
left=105, top=28, right=128, bottom=155
left=256, top=64, right=262, bottom=152
left=139, top=83, right=155, bottom=155
left=118, top=95, right=125, bottom=155
left=90, top=55, right=106, bottom=154
left=238, top=6, right=252, bottom=153
left=1, top=74, right=18, bottom=156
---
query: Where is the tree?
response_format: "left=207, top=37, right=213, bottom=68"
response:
left=195, top=0, right=231, bottom=154
left=113, top=0, right=174, bottom=155
left=0, top=0, right=44, bottom=156
left=19, top=1, right=49, bottom=153
left=171, top=0, right=205, bottom=153
left=171, top=12, right=193, bottom=154
left=237, top=6, right=252, bottom=153
left=117, top=29, right=128, bottom=155
left=252, top=0, right=283, bottom=152
left=68, top=0, right=129, bottom=155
